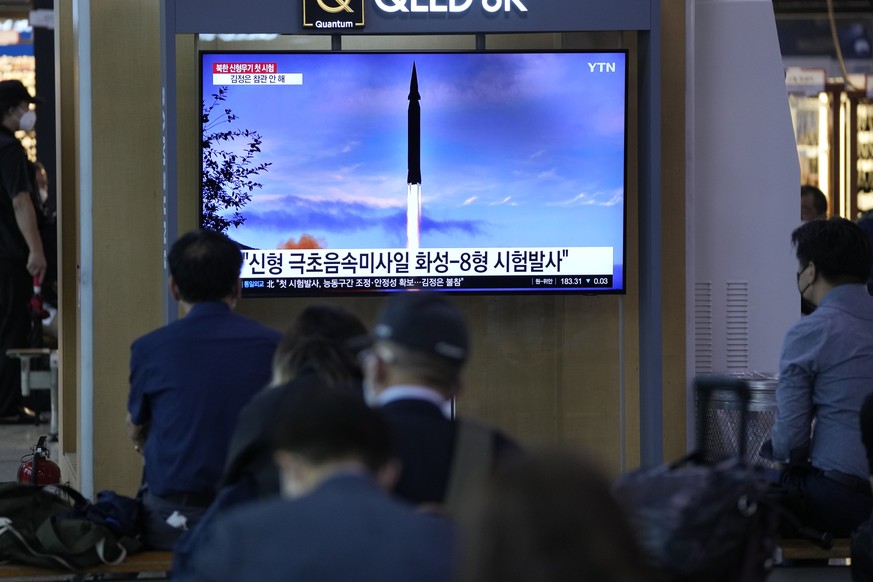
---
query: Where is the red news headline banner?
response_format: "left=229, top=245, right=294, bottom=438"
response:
left=211, top=62, right=303, bottom=86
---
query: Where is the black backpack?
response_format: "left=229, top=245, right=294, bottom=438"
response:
left=0, top=482, right=142, bottom=571
left=612, top=377, right=783, bottom=582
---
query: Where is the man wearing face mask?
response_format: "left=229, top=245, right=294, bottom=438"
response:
left=0, top=79, right=46, bottom=423
left=762, top=217, right=873, bottom=537
left=360, top=292, right=521, bottom=510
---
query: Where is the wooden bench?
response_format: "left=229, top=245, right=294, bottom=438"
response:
left=777, top=537, right=851, bottom=565
left=0, top=550, right=172, bottom=580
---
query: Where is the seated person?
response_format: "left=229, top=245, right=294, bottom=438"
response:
left=362, top=292, right=522, bottom=509
left=763, top=217, right=873, bottom=536
left=461, top=448, right=655, bottom=582
left=126, top=229, right=282, bottom=550
left=173, top=305, right=369, bottom=572
left=176, top=390, right=457, bottom=582
left=221, top=303, right=369, bottom=496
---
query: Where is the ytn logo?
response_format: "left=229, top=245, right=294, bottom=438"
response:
left=374, top=0, right=528, bottom=14
left=588, top=62, right=616, bottom=73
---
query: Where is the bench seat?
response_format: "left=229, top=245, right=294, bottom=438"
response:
left=0, top=550, right=172, bottom=580
left=778, top=537, right=851, bottom=563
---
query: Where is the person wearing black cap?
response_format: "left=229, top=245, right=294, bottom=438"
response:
left=360, top=292, right=521, bottom=510
left=0, top=79, right=46, bottom=422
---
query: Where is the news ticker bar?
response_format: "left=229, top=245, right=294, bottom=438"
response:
left=241, top=274, right=615, bottom=296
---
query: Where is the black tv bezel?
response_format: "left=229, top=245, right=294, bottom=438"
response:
left=198, top=48, right=630, bottom=298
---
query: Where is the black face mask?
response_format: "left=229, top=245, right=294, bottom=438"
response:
left=800, top=296, right=816, bottom=315
left=797, top=264, right=816, bottom=315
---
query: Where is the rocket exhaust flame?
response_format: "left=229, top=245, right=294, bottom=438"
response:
left=280, top=234, right=323, bottom=249
left=407, top=62, right=422, bottom=249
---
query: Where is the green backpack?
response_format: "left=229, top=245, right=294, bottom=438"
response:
left=0, top=482, right=142, bottom=572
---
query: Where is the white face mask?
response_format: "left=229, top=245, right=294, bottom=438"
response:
left=18, top=109, right=36, bottom=132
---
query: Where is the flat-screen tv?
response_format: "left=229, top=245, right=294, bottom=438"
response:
left=199, top=50, right=628, bottom=297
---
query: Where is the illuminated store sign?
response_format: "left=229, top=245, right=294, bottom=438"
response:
left=374, top=0, right=527, bottom=13
left=303, top=0, right=365, bottom=29
left=178, top=0, right=651, bottom=36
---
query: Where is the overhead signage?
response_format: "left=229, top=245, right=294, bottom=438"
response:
left=784, top=67, right=826, bottom=96
left=374, top=0, right=527, bottom=14
left=303, top=0, right=365, bottom=30
left=177, top=0, right=652, bottom=35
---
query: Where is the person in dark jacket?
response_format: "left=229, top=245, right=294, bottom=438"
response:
left=221, top=303, right=369, bottom=495
left=177, top=390, right=456, bottom=582
left=361, top=292, right=521, bottom=509
left=173, top=304, right=369, bottom=571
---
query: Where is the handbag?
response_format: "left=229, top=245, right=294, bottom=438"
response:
left=0, top=482, right=142, bottom=572
left=613, top=376, right=781, bottom=582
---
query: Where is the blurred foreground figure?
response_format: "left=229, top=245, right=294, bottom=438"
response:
left=178, top=390, right=456, bottom=582
left=221, top=303, right=369, bottom=496
left=173, top=304, right=369, bottom=572
left=461, top=449, right=654, bottom=582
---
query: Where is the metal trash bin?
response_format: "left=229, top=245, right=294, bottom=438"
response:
left=696, top=372, right=778, bottom=468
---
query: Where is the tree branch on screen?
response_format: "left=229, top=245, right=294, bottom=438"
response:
left=201, top=86, right=272, bottom=234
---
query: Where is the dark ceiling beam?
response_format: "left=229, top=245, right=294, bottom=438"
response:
left=773, top=0, right=873, bottom=16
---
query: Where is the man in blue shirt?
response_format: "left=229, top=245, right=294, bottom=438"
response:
left=767, top=217, right=873, bottom=536
left=126, top=229, right=281, bottom=549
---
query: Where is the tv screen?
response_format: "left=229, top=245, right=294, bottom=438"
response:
left=199, top=50, right=628, bottom=296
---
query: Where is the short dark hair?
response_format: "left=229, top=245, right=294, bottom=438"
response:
left=801, top=185, right=828, bottom=216
left=271, top=304, right=369, bottom=388
left=274, top=390, right=393, bottom=473
left=792, top=217, right=873, bottom=284
left=168, top=229, right=243, bottom=302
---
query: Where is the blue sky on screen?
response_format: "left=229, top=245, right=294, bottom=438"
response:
left=201, top=51, right=627, bottom=254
